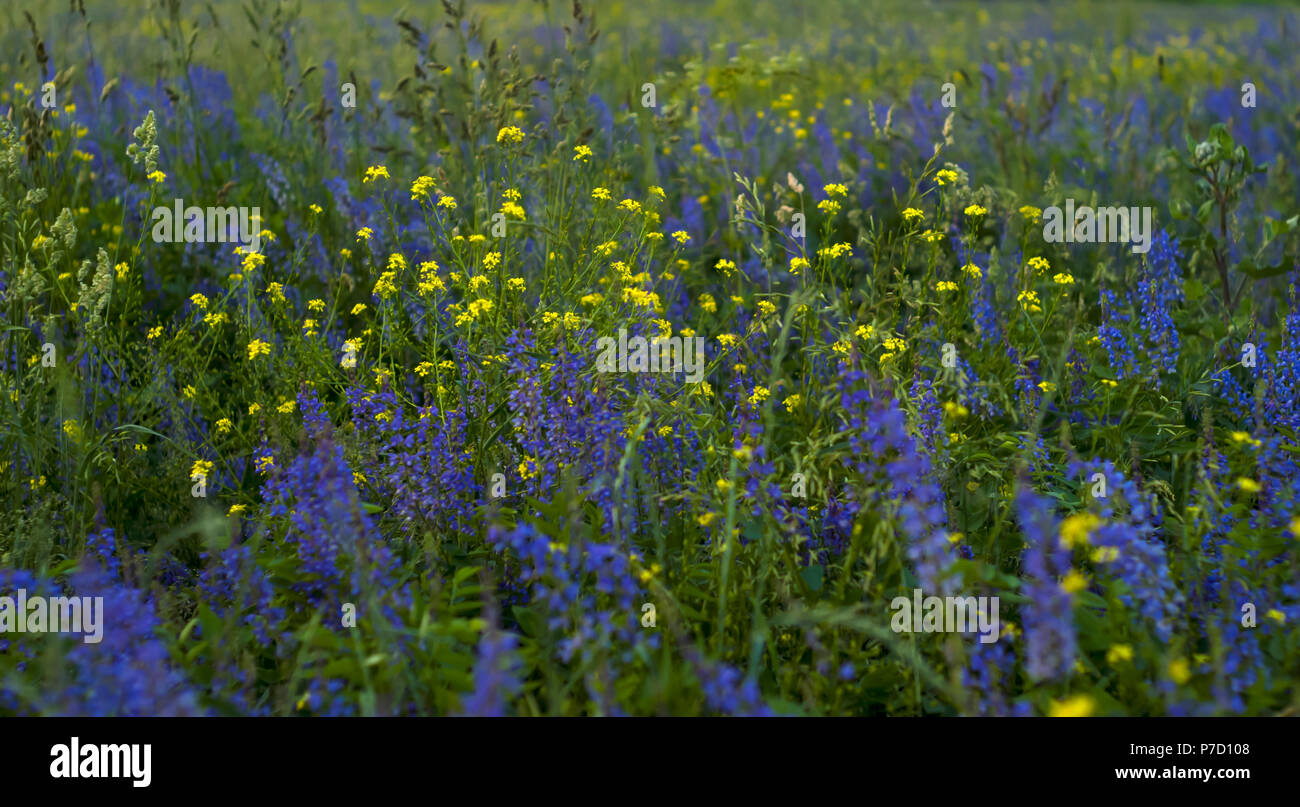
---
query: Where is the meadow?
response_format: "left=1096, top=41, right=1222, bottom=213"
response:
left=0, top=0, right=1297, bottom=716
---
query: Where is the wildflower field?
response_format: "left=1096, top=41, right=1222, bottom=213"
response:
left=1, top=0, right=1298, bottom=717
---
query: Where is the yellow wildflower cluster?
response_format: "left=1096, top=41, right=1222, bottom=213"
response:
left=454, top=298, right=494, bottom=327
left=496, top=126, right=525, bottom=145
left=373, top=271, right=398, bottom=299
left=1017, top=289, right=1042, bottom=312
left=817, top=242, right=852, bottom=260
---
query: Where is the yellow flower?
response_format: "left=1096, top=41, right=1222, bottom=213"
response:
left=255, top=454, right=275, bottom=473
left=961, top=263, right=983, bottom=279
left=1060, top=512, right=1101, bottom=549
left=935, top=280, right=959, bottom=292
left=147, top=325, right=163, bottom=340
left=1048, top=694, right=1096, bottom=717
left=814, top=242, right=852, bottom=260
left=1060, top=569, right=1089, bottom=593
left=356, top=227, right=374, bottom=242
left=1037, top=380, right=1056, bottom=393
left=1168, top=658, right=1192, bottom=685
left=1229, top=431, right=1262, bottom=448
left=215, top=418, right=233, bottom=435
left=790, top=256, right=811, bottom=275
left=1027, top=256, right=1050, bottom=274
left=573, top=144, right=592, bottom=162
left=783, top=394, right=802, bottom=413
left=190, top=459, right=213, bottom=479
left=518, top=456, right=538, bottom=480
left=496, top=126, right=525, bottom=145
left=410, top=175, right=436, bottom=200
left=699, top=293, right=717, bottom=313
left=362, top=165, right=390, bottom=183
left=963, top=204, right=987, bottom=217
left=1092, top=545, right=1120, bottom=563
left=277, top=399, right=296, bottom=414
left=1106, top=644, right=1134, bottom=665
left=935, top=169, right=958, bottom=186
left=591, top=187, right=611, bottom=202
left=372, top=271, right=398, bottom=299
left=748, top=386, right=771, bottom=407
left=1019, top=205, right=1042, bottom=222
left=1052, top=273, right=1075, bottom=285
left=247, top=339, right=271, bottom=360
left=227, top=504, right=247, bottom=516
left=146, top=170, right=166, bottom=184
left=1236, top=477, right=1261, bottom=493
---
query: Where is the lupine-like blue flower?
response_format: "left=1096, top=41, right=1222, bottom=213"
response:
left=460, top=623, right=523, bottom=717
left=1015, top=486, right=1077, bottom=682
left=1069, top=460, right=1182, bottom=642
left=836, top=366, right=955, bottom=595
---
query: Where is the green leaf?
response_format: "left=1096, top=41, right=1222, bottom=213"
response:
left=453, top=565, right=482, bottom=586
left=513, top=605, right=543, bottom=638
left=799, top=564, right=824, bottom=593
left=1237, top=258, right=1290, bottom=280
